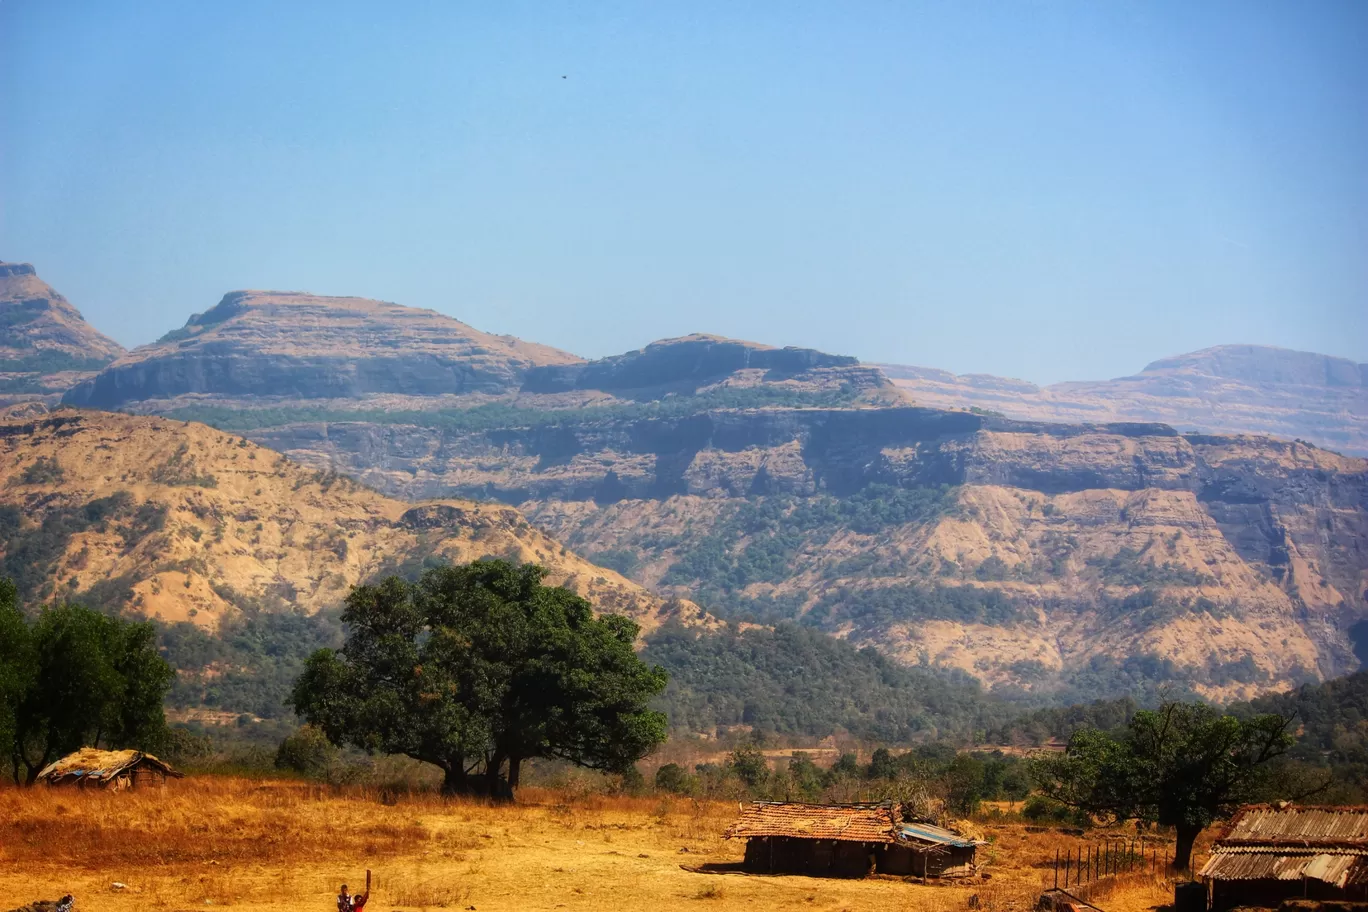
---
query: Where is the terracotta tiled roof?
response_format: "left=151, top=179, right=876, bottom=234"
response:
left=723, top=802, right=902, bottom=844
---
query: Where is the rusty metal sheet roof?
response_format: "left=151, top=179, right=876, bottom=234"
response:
left=723, top=802, right=902, bottom=844
left=1217, top=805, right=1368, bottom=848
left=1200, top=851, right=1368, bottom=888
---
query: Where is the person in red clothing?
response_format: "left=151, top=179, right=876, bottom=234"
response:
left=351, top=870, right=371, bottom=912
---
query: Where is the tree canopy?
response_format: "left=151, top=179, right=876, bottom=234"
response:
left=290, top=560, right=669, bottom=797
left=1031, top=701, right=1294, bottom=870
left=0, top=582, right=176, bottom=784
left=640, top=621, right=1008, bottom=742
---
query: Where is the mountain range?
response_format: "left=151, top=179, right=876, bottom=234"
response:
left=3, top=259, right=1366, bottom=715
left=877, top=346, right=1368, bottom=457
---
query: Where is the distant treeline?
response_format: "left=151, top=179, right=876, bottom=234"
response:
left=641, top=621, right=1012, bottom=744
left=161, top=385, right=861, bottom=433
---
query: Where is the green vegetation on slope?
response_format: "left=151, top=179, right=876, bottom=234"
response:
left=640, top=621, right=1011, bottom=742
left=162, top=385, right=862, bottom=433
left=0, top=493, right=166, bottom=603
left=1235, top=668, right=1368, bottom=802
left=158, top=609, right=343, bottom=720
left=807, top=583, right=1028, bottom=632
left=660, top=485, right=956, bottom=617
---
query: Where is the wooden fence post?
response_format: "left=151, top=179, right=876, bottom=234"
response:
left=1054, top=848, right=1059, bottom=889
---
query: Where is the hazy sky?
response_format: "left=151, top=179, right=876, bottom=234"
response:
left=2, top=1, right=1364, bottom=384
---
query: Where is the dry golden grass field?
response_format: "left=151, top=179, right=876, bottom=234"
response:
left=0, top=778, right=1185, bottom=912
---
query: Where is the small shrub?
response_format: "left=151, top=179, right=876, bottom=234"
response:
left=17, top=456, right=65, bottom=485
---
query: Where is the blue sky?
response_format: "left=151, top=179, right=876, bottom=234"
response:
left=2, top=1, right=1364, bottom=384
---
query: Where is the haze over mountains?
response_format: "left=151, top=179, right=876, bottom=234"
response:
left=3, top=260, right=1367, bottom=709
left=879, top=346, right=1368, bottom=457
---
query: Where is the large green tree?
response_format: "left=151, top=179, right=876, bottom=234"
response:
left=1031, top=701, right=1294, bottom=870
left=0, top=581, right=35, bottom=772
left=2, top=595, right=175, bottom=785
left=290, top=560, right=669, bottom=797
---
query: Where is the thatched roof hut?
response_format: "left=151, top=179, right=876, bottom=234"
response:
left=723, top=801, right=980, bottom=879
left=36, top=749, right=182, bottom=790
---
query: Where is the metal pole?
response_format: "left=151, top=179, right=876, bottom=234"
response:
left=1054, top=848, right=1059, bottom=889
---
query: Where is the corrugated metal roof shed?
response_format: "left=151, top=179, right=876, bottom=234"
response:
left=1218, top=804, right=1368, bottom=848
left=724, top=802, right=902, bottom=844
left=1200, top=805, right=1368, bottom=890
left=900, top=822, right=980, bottom=848
left=1200, top=852, right=1368, bottom=888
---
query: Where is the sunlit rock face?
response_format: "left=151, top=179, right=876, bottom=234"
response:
left=63, top=290, right=583, bottom=406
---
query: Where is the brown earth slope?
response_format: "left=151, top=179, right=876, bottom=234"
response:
left=0, top=261, right=125, bottom=403
left=877, top=344, right=1368, bottom=456
left=248, top=409, right=1368, bottom=701
left=0, top=410, right=700, bottom=633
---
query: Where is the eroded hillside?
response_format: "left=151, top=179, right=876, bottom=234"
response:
left=0, top=410, right=699, bottom=634
left=37, top=273, right=1368, bottom=703
left=245, top=408, right=1368, bottom=701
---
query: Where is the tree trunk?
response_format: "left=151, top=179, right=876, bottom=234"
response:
left=507, top=756, right=522, bottom=792
left=441, top=764, right=470, bottom=796
left=22, top=751, right=45, bottom=786
left=1173, top=823, right=1201, bottom=872
left=486, top=751, right=505, bottom=796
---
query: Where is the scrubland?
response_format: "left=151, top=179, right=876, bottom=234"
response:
left=0, top=777, right=1183, bottom=912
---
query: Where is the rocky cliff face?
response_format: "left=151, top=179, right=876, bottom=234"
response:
left=62, top=290, right=583, bottom=408
left=247, top=408, right=1368, bottom=700
left=36, top=269, right=1368, bottom=701
left=522, top=333, right=897, bottom=402
left=0, top=261, right=125, bottom=402
left=878, top=344, right=1368, bottom=456
left=0, top=410, right=700, bottom=633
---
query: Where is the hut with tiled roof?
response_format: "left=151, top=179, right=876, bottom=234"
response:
left=723, top=801, right=980, bottom=879
left=36, top=749, right=182, bottom=791
left=1198, top=804, right=1368, bottom=909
